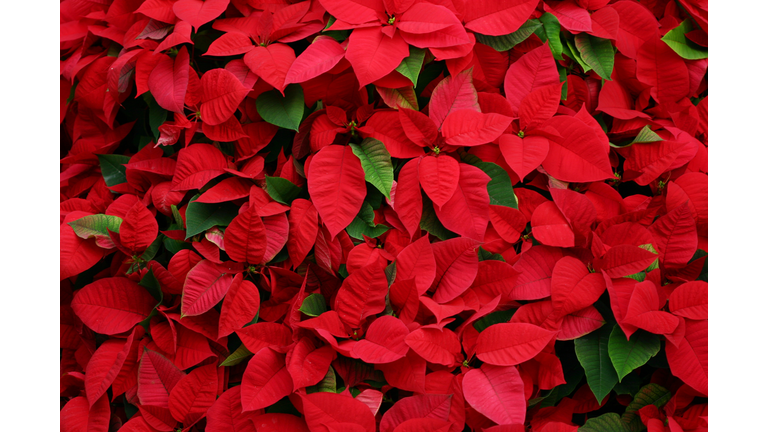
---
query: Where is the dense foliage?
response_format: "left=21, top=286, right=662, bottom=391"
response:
left=60, top=0, right=708, bottom=431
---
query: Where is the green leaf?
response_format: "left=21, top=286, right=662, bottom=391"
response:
left=565, top=37, right=591, bottom=73
left=419, top=195, right=457, bottom=240
left=478, top=247, right=505, bottom=262
left=220, top=344, right=253, bottom=367
left=350, top=138, right=394, bottom=199
left=140, top=235, right=163, bottom=262
left=316, top=367, right=337, bottom=393
left=607, top=326, right=660, bottom=382
left=537, top=13, right=564, bottom=60
left=638, top=243, right=659, bottom=272
left=539, top=343, right=584, bottom=407
left=613, top=372, right=643, bottom=396
left=68, top=214, right=123, bottom=240
left=139, top=267, right=163, bottom=303
left=346, top=202, right=390, bottom=240
left=625, top=271, right=646, bottom=282
left=575, top=324, right=619, bottom=403
left=579, top=413, right=630, bottom=432
left=256, top=84, right=305, bottom=131
left=265, top=176, right=303, bottom=204
left=632, top=125, right=663, bottom=144
left=171, top=204, right=184, bottom=227
left=395, top=46, right=426, bottom=87
left=461, top=154, right=518, bottom=208
left=384, top=261, right=397, bottom=287
left=299, top=293, right=327, bottom=317
left=621, top=384, right=671, bottom=430
left=97, top=154, right=130, bottom=187
left=574, top=34, right=614, bottom=81
left=691, top=249, right=708, bottom=282
left=185, top=195, right=239, bottom=239
left=147, top=95, right=167, bottom=140
left=661, top=19, right=707, bottom=60
left=473, top=309, right=516, bottom=333
left=476, top=20, right=542, bottom=52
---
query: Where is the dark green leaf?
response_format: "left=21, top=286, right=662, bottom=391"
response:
left=147, top=95, right=167, bottom=140
left=346, top=202, right=390, bottom=240
left=575, top=323, right=618, bottom=403
left=220, top=344, right=253, bottom=367
left=565, top=37, right=591, bottom=73
left=185, top=195, right=239, bottom=239
left=621, top=384, right=671, bottom=430
left=474, top=309, right=516, bottom=333
left=461, top=154, right=518, bottom=208
left=478, top=247, right=505, bottom=262
left=256, top=84, right=305, bottom=131
left=395, top=47, right=426, bottom=87
left=579, top=413, right=630, bottom=432
left=608, top=326, right=660, bottom=382
left=476, top=20, right=542, bottom=52
left=537, top=13, right=564, bottom=60
left=574, top=34, right=614, bottom=80
left=419, top=195, right=457, bottom=240
left=97, top=154, right=130, bottom=186
left=350, top=138, right=394, bottom=199
left=299, top=293, right=327, bottom=317
left=265, top=176, right=302, bottom=204
left=139, top=268, right=163, bottom=303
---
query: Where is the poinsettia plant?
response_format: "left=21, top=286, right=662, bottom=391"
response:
left=61, top=0, right=708, bottom=431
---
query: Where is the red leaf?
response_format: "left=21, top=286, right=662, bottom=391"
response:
left=307, top=145, right=367, bottom=238
left=148, top=47, right=189, bottom=113
left=244, top=44, right=296, bottom=93
left=61, top=222, right=106, bottom=281
left=531, top=201, right=574, bottom=248
left=428, top=68, right=480, bottom=128
left=441, top=110, right=512, bottom=146
left=196, top=177, right=253, bottom=203
left=475, top=323, right=556, bottom=366
left=205, top=32, right=255, bottom=56
left=623, top=281, right=678, bottom=335
left=359, top=111, right=425, bottom=158
left=61, top=397, right=89, bottom=432
left=666, top=319, right=707, bottom=395
left=181, top=259, right=235, bottom=317
left=549, top=188, right=596, bottom=245
left=649, top=203, right=697, bottom=269
left=500, top=134, right=550, bottom=181
left=205, top=386, right=260, bottom=432
left=288, top=198, right=319, bottom=268
left=398, top=4, right=468, bottom=48
left=200, top=68, right=251, bottom=125
left=463, top=364, right=526, bottom=425
left=398, top=108, right=436, bottom=148
left=519, top=82, right=563, bottom=130
left=393, top=418, right=452, bottom=432
left=378, top=350, right=427, bottom=393
left=550, top=257, right=606, bottom=319
left=71, top=277, right=156, bottom=335
left=669, top=281, right=707, bottom=320
left=463, top=0, right=539, bottom=36
left=236, top=322, right=292, bottom=354
left=419, top=155, right=459, bottom=209
left=380, top=394, right=452, bottom=432
left=287, top=339, right=337, bottom=390
left=434, top=163, right=491, bottom=242
left=172, top=0, right=228, bottom=31
left=594, top=244, right=658, bottom=278
left=489, top=205, right=527, bottom=244
left=285, top=36, right=346, bottom=84
left=333, top=261, right=388, bottom=330
left=504, top=43, right=559, bottom=116
left=346, top=27, right=410, bottom=87
left=223, top=205, right=267, bottom=264
left=471, top=260, right=519, bottom=304
left=300, top=392, right=376, bottom=432
left=389, top=278, right=421, bottom=326
left=431, top=237, right=480, bottom=304
left=666, top=172, right=708, bottom=235
left=596, top=80, right=651, bottom=120
left=351, top=315, right=410, bottom=363
left=558, top=306, right=605, bottom=340
left=405, top=327, right=461, bottom=366
left=138, top=349, right=185, bottom=408
left=202, top=115, right=248, bottom=141
left=218, top=275, right=261, bottom=338
left=168, top=363, right=217, bottom=425
left=544, top=0, right=592, bottom=32
left=636, top=38, right=689, bottom=105
left=120, top=201, right=159, bottom=252
left=608, top=1, right=659, bottom=60
left=171, top=144, right=228, bottom=191
left=393, top=158, right=423, bottom=238
left=541, top=116, right=613, bottom=182
left=395, top=236, right=437, bottom=295
left=241, top=348, right=293, bottom=411
left=318, top=0, right=381, bottom=25
left=85, top=327, right=142, bottom=406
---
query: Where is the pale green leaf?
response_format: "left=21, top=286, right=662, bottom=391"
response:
left=395, top=46, right=425, bottom=86
left=299, top=293, right=327, bottom=317
left=661, top=19, right=708, bottom=60
left=574, top=34, right=614, bottom=80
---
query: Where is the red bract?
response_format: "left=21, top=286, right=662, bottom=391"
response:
left=61, top=0, right=708, bottom=429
